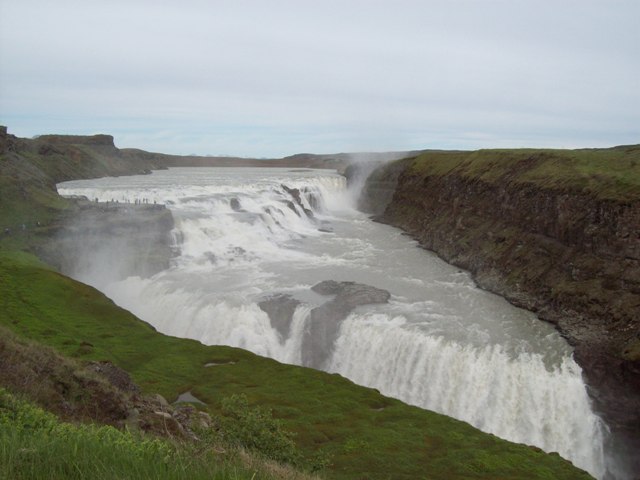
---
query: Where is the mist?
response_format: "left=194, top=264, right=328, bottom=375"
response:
left=44, top=200, right=175, bottom=290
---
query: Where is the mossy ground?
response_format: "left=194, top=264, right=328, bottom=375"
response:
left=408, top=145, right=640, bottom=201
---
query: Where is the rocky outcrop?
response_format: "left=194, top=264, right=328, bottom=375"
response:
left=86, top=361, right=141, bottom=394
left=259, top=281, right=391, bottom=368
left=302, top=281, right=390, bottom=368
left=38, top=133, right=118, bottom=149
left=361, top=149, right=640, bottom=474
left=258, top=294, right=301, bottom=338
left=39, top=200, right=175, bottom=283
left=282, top=184, right=315, bottom=218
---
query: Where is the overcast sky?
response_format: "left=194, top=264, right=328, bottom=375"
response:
left=1, top=0, right=638, bottom=157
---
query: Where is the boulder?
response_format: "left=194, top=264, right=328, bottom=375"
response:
left=258, top=294, right=301, bottom=339
left=229, top=197, right=243, bottom=212
left=303, top=281, right=390, bottom=368
left=87, top=360, right=140, bottom=394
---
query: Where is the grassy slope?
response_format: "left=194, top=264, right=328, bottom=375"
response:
left=1, top=388, right=257, bottom=480
left=0, top=325, right=322, bottom=480
left=407, top=146, right=640, bottom=201
left=0, top=251, right=591, bottom=480
left=0, top=153, right=70, bottom=230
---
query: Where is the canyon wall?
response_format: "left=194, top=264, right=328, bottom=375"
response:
left=358, top=148, right=640, bottom=468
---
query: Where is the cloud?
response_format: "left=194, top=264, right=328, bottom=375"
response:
left=1, top=0, right=639, bottom=157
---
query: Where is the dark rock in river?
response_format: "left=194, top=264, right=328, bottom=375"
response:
left=284, top=200, right=300, bottom=216
left=229, top=197, right=243, bottom=212
left=302, top=281, right=391, bottom=368
left=282, top=184, right=303, bottom=205
left=258, top=294, right=301, bottom=339
left=311, top=280, right=391, bottom=306
left=282, top=184, right=315, bottom=219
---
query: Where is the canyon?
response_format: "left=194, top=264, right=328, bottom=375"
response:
left=356, top=148, right=640, bottom=474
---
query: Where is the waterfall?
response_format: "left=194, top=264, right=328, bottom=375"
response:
left=58, top=167, right=609, bottom=478
left=328, top=313, right=605, bottom=477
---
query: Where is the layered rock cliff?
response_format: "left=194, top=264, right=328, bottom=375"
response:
left=0, top=129, right=176, bottom=278
left=39, top=200, right=175, bottom=284
left=358, top=147, right=640, bottom=471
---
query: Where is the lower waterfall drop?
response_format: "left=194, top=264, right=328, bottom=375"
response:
left=327, top=313, right=605, bottom=478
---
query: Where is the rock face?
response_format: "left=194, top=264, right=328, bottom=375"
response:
left=360, top=151, right=640, bottom=473
left=259, top=282, right=390, bottom=368
left=258, top=294, right=301, bottom=338
left=282, top=184, right=315, bottom=218
left=302, top=281, right=391, bottom=368
left=40, top=201, right=175, bottom=283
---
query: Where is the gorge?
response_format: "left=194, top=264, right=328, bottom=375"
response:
left=56, top=165, right=615, bottom=479
left=2, top=129, right=638, bottom=479
left=357, top=149, right=640, bottom=478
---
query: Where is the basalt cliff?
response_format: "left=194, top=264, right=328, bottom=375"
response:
left=356, top=147, right=640, bottom=472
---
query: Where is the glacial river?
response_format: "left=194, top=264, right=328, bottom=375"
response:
left=58, top=167, right=607, bottom=478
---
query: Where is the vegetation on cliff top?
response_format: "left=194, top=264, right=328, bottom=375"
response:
left=408, top=145, right=640, bottom=201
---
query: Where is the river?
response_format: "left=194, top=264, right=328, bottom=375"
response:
left=58, top=167, right=607, bottom=478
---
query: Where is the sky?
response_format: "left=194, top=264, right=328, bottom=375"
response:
left=1, top=0, right=639, bottom=158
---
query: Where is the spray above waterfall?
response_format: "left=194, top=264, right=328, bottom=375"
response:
left=58, top=167, right=609, bottom=479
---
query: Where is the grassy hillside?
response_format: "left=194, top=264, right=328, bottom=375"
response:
left=407, top=145, right=640, bottom=201
left=0, top=323, right=320, bottom=480
left=1, top=388, right=277, bottom=480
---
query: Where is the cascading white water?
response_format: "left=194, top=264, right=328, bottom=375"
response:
left=328, top=314, right=604, bottom=475
left=58, top=167, right=608, bottom=479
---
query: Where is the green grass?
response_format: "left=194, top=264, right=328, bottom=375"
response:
left=0, top=250, right=593, bottom=479
left=0, top=326, right=320, bottom=479
left=0, top=150, right=74, bottom=254
left=408, top=145, right=640, bottom=200
left=0, top=387, right=310, bottom=480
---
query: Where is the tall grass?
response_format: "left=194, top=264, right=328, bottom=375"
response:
left=0, top=388, right=245, bottom=480
left=0, top=387, right=323, bottom=480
